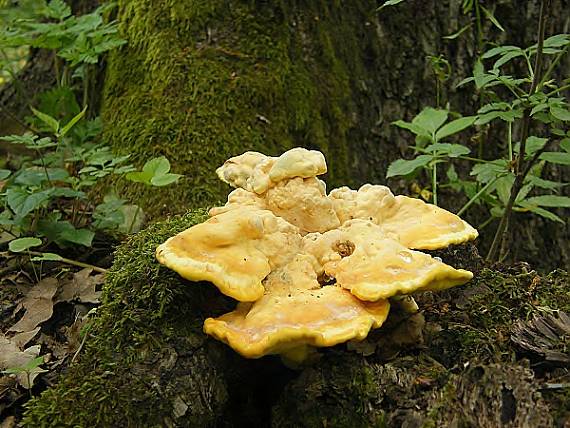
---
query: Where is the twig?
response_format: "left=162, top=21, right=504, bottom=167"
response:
left=27, top=251, right=107, bottom=273
left=487, top=0, right=550, bottom=262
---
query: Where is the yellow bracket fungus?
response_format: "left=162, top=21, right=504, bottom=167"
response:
left=157, top=148, right=479, bottom=361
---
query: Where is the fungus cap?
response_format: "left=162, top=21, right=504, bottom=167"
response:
left=216, top=148, right=327, bottom=194
left=156, top=208, right=302, bottom=302
left=330, top=184, right=478, bottom=249
left=303, top=219, right=473, bottom=301
left=203, top=255, right=390, bottom=358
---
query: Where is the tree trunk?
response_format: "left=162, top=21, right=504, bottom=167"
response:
left=101, top=0, right=569, bottom=270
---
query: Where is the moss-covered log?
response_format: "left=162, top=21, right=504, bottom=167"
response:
left=23, top=210, right=570, bottom=427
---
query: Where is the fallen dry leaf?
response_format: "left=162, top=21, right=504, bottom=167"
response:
left=56, top=268, right=103, bottom=304
left=0, top=334, right=46, bottom=389
left=11, top=327, right=40, bottom=349
left=0, top=415, right=16, bottom=428
left=8, top=278, right=58, bottom=333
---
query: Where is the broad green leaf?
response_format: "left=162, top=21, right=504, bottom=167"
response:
left=495, top=175, right=514, bottom=205
left=493, top=51, right=522, bottom=69
left=561, top=138, right=570, bottom=153
left=526, top=176, right=566, bottom=190
left=475, top=111, right=502, bottom=125
left=480, top=5, right=505, bottom=31
left=424, top=143, right=470, bottom=157
left=0, top=169, right=11, bottom=180
left=530, top=103, right=549, bottom=116
left=6, top=188, right=51, bottom=218
left=520, top=136, right=548, bottom=156
left=524, top=195, right=570, bottom=208
left=412, top=108, right=448, bottom=135
left=482, top=45, right=520, bottom=59
left=142, top=155, right=172, bottom=176
left=59, top=106, right=87, bottom=138
left=435, top=116, right=476, bottom=140
left=9, top=237, right=42, bottom=253
left=470, top=160, right=509, bottom=183
left=550, top=106, right=570, bottom=121
left=37, top=219, right=94, bottom=247
left=377, top=0, right=406, bottom=11
left=30, top=253, right=64, bottom=262
left=31, top=107, right=59, bottom=134
left=540, top=152, right=570, bottom=165
left=446, top=164, right=458, bottom=182
left=150, top=173, right=182, bottom=186
left=542, top=34, right=570, bottom=49
left=392, top=120, right=431, bottom=138
left=59, top=227, right=94, bottom=247
left=478, top=102, right=509, bottom=114
left=386, top=155, right=432, bottom=178
left=518, top=203, right=564, bottom=223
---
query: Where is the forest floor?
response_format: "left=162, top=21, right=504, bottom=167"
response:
left=0, top=230, right=569, bottom=427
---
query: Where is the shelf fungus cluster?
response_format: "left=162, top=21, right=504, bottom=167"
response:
left=156, top=148, right=478, bottom=362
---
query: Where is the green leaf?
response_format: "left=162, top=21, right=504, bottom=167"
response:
left=59, top=106, right=87, bottom=138
left=59, top=228, right=94, bottom=247
left=412, top=108, right=448, bottom=135
left=495, top=175, right=514, bottom=205
left=6, top=188, right=51, bottom=218
left=125, top=156, right=181, bottom=187
left=435, top=116, right=476, bottom=140
left=550, top=106, right=570, bottom=121
left=424, top=143, right=470, bottom=157
left=392, top=120, right=430, bottom=138
left=470, top=160, right=509, bottom=183
left=0, top=169, right=11, bottom=180
left=493, top=51, right=523, bottom=69
left=526, top=176, right=565, bottom=190
left=386, top=155, right=433, bottom=178
left=524, top=195, right=570, bottom=208
left=542, top=34, right=570, bottom=49
left=144, top=157, right=171, bottom=175
left=482, top=45, right=520, bottom=59
left=560, top=138, right=570, bottom=153
left=540, top=152, right=570, bottom=165
left=518, top=203, right=564, bottom=223
left=522, top=136, right=548, bottom=156
left=443, top=24, right=472, bottom=40
left=530, top=103, right=549, bottom=116
left=480, top=5, right=505, bottom=31
left=31, top=107, right=59, bottom=134
left=9, top=237, right=42, bottom=253
left=377, top=0, right=406, bottom=11
left=30, top=253, right=64, bottom=262
left=44, top=0, right=72, bottom=20
left=151, top=173, right=182, bottom=186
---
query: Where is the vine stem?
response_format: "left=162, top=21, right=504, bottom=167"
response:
left=486, top=0, right=550, bottom=262
left=27, top=251, right=107, bottom=274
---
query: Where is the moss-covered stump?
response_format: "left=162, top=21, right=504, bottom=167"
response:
left=23, top=210, right=234, bottom=427
left=23, top=212, right=570, bottom=427
left=103, top=0, right=384, bottom=216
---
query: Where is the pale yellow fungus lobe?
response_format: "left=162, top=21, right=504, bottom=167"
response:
left=156, top=208, right=302, bottom=302
left=330, top=184, right=478, bottom=249
left=303, top=219, right=473, bottom=301
left=203, top=256, right=390, bottom=359
left=157, top=147, right=479, bottom=361
left=216, top=147, right=326, bottom=194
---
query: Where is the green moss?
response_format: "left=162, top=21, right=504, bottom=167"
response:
left=23, top=209, right=231, bottom=427
left=102, top=0, right=379, bottom=218
left=425, top=267, right=570, bottom=366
